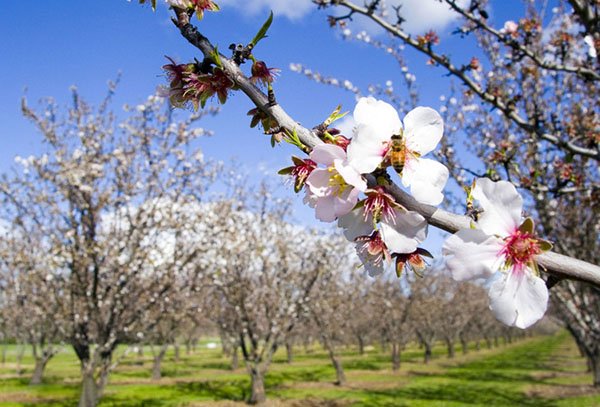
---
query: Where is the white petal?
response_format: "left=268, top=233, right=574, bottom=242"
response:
left=315, top=196, right=337, bottom=222
left=338, top=209, right=374, bottom=241
left=443, top=228, right=503, bottom=281
left=489, top=269, right=549, bottom=329
left=306, top=169, right=332, bottom=197
left=356, top=246, right=385, bottom=277
left=353, top=97, right=402, bottom=139
left=380, top=210, right=427, bottom=254
left=403, top=107, right=444, bottom=156
left=401, top=158, right=449, bottom=205
left=347, top=124, right=388, bottom=174
left=303, top=189, right=317, bottom=208
left=333, top=187, right=360, bottom=219
left=334, top=160, right=367, bottom=192
left=473, top=178, right=522, bottom=236
left=309, top=144, right=346, bottom=166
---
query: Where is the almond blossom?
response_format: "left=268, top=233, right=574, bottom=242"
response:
left=305, top=144, right=366, bottom=222
left=338, top=189, right=428, bottom=277
left=443, top=178, right=552, bottom=329
left=346, top=97, right=449, bottom=205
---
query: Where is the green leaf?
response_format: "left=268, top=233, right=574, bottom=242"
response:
left=519, top=217, right=534, bottom=234
left=250, top=11, right=274, bottom=47
left=324, top=105, right=348, bottom=127
left=277, top=166, right=294, bottom=175
left=538, top=239, right=553, bottom=252
left=210, top=46, right=222, bottom=67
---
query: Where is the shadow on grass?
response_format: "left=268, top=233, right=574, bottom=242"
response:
left=352, top=383, right=557, bottom=407
left=267, top=366, right=332, bottom=388
left=409, top=369, right=545, bottom=385
left=343, top=359, right=383, bottom=371
left=174, top=379, right=248, bottom=402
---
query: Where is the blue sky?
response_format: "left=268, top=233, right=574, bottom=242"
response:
left=0, top=0, right=525, bottom=254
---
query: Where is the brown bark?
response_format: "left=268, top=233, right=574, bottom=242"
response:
left=30, top=350, right=56, bottom=385
left=357, top=335, right=365, bottom=355
left=424, top=342, right=432, bottom=364
left=151, top=344, right=169, bottom=380
left=285, top=342, right=293, bottom=364
left=248, top=368, right=266, bottom=405
left=230, top=346, right=239, bottom=370
left=445, top=338, right=455, bottom=359
left=391, top=342, right=401, bottom=372
left=78, top=368, right=99, bottom=407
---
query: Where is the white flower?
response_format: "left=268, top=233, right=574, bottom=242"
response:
left=338, top=204, right=427, bottom=277
left=347, top=97, right=449, bottom=205
left=305, top=144, right=366, bottom=222
left=443, top=178, right=551, bottom=329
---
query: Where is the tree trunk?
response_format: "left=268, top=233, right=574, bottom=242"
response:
left=231, top=346, right=239, bottom=370
left=15, top=345, right=25, bottom=376
left=322, top=336, right=346, bottom=386
left=285, top=342, right=293, bottom=364
left=248, top=368, right=266, bottom=405
left=151, top=344, right=168, bottom=380
left=173, top=344, right=180, bottom=363
left=78, top=369, right=99, bottom=407
left=446, top=339, right=455, bottom=359
left=460, top=335, right=469, bottom=355
left=591, top=350, right=600, bottom=387
left=391, top=342, right=401, bottom=372
left=30, top=351, right=54, bottom=385
left=485, top=337, right=492, bottom=349
left=332, top=355, right=346, bottom=386
left=494, top=336, right=499, bottom=347
left=357, top=335, right=365, bottom=355
left=1, top=343, right=6, bottom=364
left=424, top=342, right=432, bottom=364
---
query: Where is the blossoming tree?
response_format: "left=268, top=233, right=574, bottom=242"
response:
left=136, top=0, right=596, bottom=388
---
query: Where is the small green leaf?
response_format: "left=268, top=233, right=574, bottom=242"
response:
left=277, top=166, right=293, bottom=175
left=294, top=179, right=303, bottom=193
left=538, top=239, right=553, bottom=252
left=250, top=11, right=274, bottom=47
left=210, top=46, right=222, bottom=67
left=324, top=105, right=348, bottom=127
left=519, top=217, right=534, bottom=234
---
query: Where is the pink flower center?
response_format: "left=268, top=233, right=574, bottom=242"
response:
left=500, top=230, right=542, bottom=273
left=291, top=159, right=316, bottom=183
left=363, top=186, right=397, bottom=224
left=356, top=231, right=391, bottom=266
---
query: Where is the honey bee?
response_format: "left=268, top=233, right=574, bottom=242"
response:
left=388, top=130, right=407, bottom=175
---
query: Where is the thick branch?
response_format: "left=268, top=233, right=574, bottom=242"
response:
left=327, top=0, right=600, bottom=161
left=171, top=10, right=600, bottom=287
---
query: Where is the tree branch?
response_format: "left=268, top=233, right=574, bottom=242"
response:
left=323, top=0, right=600, bottom=161
left=171, top=9, right=600, bottom=287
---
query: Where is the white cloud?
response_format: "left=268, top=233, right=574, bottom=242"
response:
left=388, top=0, right=466, bottom=34
left=219, top=0, right=314, bottom=20
left=219, top=0, right=465, bottom=33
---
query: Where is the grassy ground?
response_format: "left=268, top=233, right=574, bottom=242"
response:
left=0, top=332, right=598, bottom=406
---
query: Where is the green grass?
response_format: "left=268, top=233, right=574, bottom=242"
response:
left=0, top=332, right=598, bottom=406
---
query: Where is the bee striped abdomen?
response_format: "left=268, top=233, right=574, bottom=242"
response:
left=389, top=133, right=406, bottom=175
